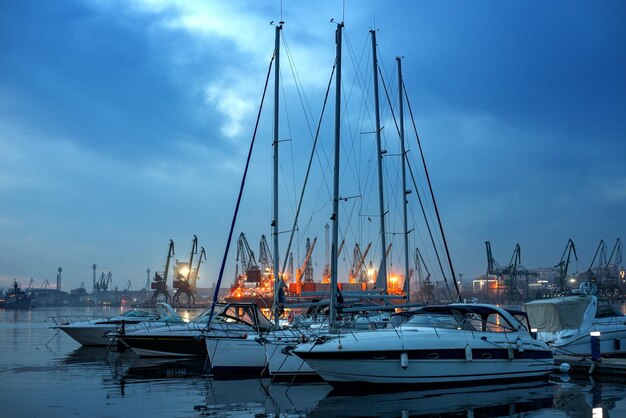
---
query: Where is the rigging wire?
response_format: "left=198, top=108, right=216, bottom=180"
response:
left=377, top=65, right=455, bottom=301
left=208, top=54, right=275, bottom=322
left=279, top=64, right=337, bottom=276
left=403, top=82, right=461, bottom=300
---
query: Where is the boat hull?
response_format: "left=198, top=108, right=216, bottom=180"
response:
left=294, top=327, right=554, bottom=385
left=265, top=340, right=316, bottom=377
left=551, top=327, right=626, bottom=356
left=60, top=325, right=117, bottom=346
left=205, top=335, right=266, bottom=374
left=120, top=332, right=206, bottom=357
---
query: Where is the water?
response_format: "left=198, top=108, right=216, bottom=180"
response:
left=2, top=307, right=626, bottom=417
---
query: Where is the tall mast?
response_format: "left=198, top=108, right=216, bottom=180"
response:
left=397, top=57, right=410, bottom=299
left=370, top=30, right=388, bottom=293
left=272, top=23, right=283, bottom=323
left=330, top=22, right=343, bottom=324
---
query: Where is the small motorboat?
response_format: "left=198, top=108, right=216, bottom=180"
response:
left=51, top=303, right=184, bottom=346
left=523, top=294, right=626, bottom=356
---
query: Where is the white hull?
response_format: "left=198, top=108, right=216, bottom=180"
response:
left=206, top=335, right=267, bottom=373
left=304, top=356, right=553, bottom=384
left=551, top=327, right=626, bottom=356
left=265, top=340, right=316, bottom=376
left=60, top=325, right=117, bottom=346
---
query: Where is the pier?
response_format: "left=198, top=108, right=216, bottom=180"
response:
left=556, top=355, right=626, bottom=377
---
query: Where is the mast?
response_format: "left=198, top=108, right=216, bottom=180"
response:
left=397, top=57, right=410, bottom=298
left=330, top=22, right=343, bottom=324
left=370, top=29, right=388, bottom=293
left=272, top=22, right=283, bottom=324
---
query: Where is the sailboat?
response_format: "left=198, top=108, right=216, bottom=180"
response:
left=292, top=29, right=555, bottom=386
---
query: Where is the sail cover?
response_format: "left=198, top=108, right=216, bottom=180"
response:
left=522, top=295, right=592, bottom=332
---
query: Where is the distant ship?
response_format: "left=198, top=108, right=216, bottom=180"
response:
left=0, top=279, right=33, bottom=309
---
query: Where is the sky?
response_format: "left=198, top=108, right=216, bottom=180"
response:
left=1, top=0, right=625, bottom=293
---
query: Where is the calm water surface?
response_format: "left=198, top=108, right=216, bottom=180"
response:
left=1, top=307, right=626, bottom=417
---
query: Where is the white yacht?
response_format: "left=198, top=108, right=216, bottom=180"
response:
left=52, top=303, right=183, bottom=346
left=292, top=303, right=555, bottom=386
left=523, top=294, right=626, bottom=356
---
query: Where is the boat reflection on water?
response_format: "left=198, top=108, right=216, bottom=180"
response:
left=266, top=382, right=332, bottom=415
left=308, top=379, right=555, bottom=417
left=55, top=348, right=626, bottom=417
left=555, top=376, right=626, bottom=417
left=123, top=357, right=209, bottom=381
left=195, top=377, right=270, bottom=416
left=61, top=346, right=136, bottom=366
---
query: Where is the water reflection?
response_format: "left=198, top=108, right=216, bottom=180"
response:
left=123, top=357, right=208, bottom=381
left=56, top=348, right=626, bottom=418
left=307, top=380, right=554, bottom=417
left=62, top=346, right=130, bottom=365
left=53, top=346, right=626, bottom=417
left=555, top=376, right=626, bottom=418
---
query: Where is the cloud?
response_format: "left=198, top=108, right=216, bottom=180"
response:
left=600, top=177, right=626, bottom=202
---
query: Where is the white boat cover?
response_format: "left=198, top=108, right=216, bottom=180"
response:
left=522, top=295, right=593, bottom=332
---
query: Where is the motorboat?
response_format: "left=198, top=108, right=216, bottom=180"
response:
left=204, top=302, right=274, bottom=374
left=119, top=302, right=268, bottom=358
left=52, top=303, right=184, bottom=346
left=117, top=306, right=215, bottom=357
left=523, top=294, right=626, bottom=356
left=292, top=303, right=555, bottom=386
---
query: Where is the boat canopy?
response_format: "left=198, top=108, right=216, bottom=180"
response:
left=522, top=295, right=593, bottom=332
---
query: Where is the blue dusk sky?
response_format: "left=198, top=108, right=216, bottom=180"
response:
left=0, top=0, right=625, bottom=293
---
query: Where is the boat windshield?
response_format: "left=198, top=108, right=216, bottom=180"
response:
left=120, top=310, right=158, bottom=318
left=403, top=314, right=460, bottom=329
left=596, top=300, right=624, bottom=318
left=404, top=312, right=517, bottom=333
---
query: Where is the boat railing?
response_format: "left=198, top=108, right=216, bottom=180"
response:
left=48, top=315, right=111, bottom=327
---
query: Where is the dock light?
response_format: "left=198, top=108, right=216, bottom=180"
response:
left=590, top=331, right=601, bottom=337
left=569, top=278, right=577, bottom=284
left=180, top=266, right=190, bottom=277
left=531, top=328, right=538, bottom=333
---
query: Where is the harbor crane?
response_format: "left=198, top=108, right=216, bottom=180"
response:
left=173, top=235, right=199, bottom=306
left=485, top=241, right=537, bottom=303
left=259, top=235, right=274, bottom=275
left=582, top=238, right=624, bottom=300
left=151, top=240, right=174, bottom=303
left=349, top=243, right=371, bottom=284
left=234, top=233, right=261, bottom=285
left=415, top=247, right=434, bottom=303
left=94, top=271, right=112, bottom=293
left=579, top=239, right=607, bottom=294
left=296, top=237, right=317, bottom=284
left=604, top=238, right=624, bottom=300
left=552, top=239, right=578, bottom=297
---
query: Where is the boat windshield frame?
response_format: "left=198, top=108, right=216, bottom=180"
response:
left=403, top=305, right=521, bottom=333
